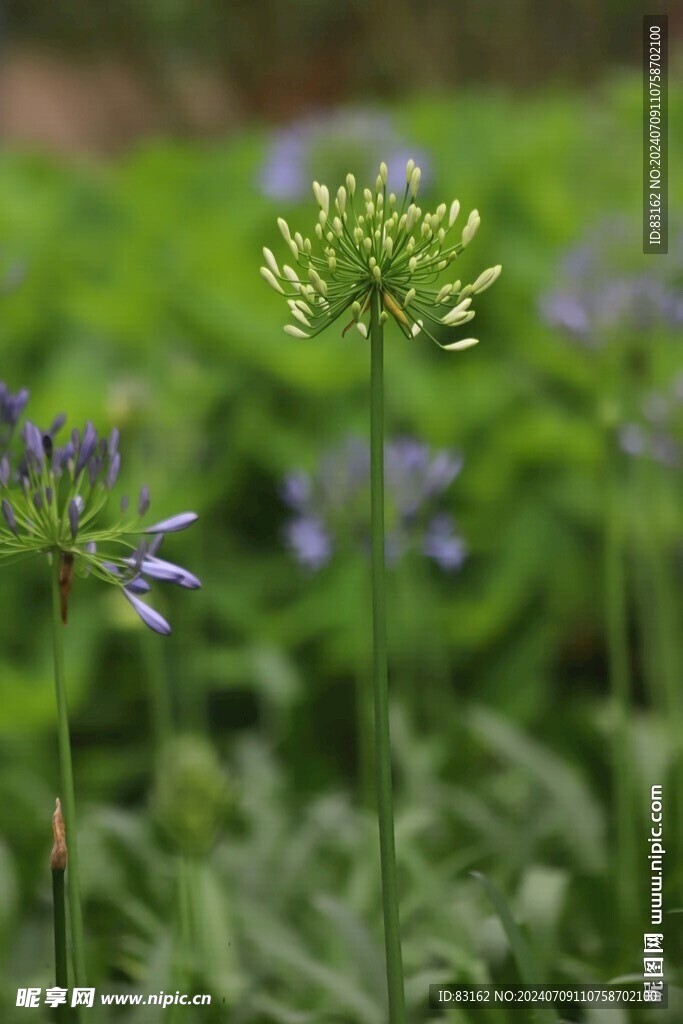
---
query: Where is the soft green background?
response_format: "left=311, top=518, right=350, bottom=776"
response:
left=0, top=6, right=681, bottom=1022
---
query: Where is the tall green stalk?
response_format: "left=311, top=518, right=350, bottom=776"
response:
left=142, top=636, right=173, bottom=761
left=50, top=554, right=87, bottom=988
left=604, top=466, right=637, bottom=942
left=632, top=458, right=683, bottom=851
left=51, top=799, right=68, bottom=988
left=370, top=290, right=406, bottom=1023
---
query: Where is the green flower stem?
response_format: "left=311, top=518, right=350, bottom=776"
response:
left=143, top=637, right=173, bottom=759
left=370, top=290, right=406, bottom=1024
left=633, top=458, right=683, bottom=849
left=604, top=466, right=637, bottom=942
left=50, top=554, right=87, bottom=989
left=52, top=866, right=68, bottom=985
left=354, top=665, right=374, bottom=809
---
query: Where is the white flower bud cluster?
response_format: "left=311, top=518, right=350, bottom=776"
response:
left=260, top=161, right=501, bottom=352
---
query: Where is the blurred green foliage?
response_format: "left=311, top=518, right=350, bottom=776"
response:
left=0, top=73, right=681, bottom=1021
left=4, top=0, right=680, bottom=101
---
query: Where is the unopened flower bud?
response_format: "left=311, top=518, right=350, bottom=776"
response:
left=260, top=266, right=284, bottom=294
left=442, top=337, right=480, bottom=352
left=471, top=264, right=502, bottom=294
left=461, top=210, right=480, bottom=247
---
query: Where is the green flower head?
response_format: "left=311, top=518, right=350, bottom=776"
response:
left=261, top=159, right=501, bottom=351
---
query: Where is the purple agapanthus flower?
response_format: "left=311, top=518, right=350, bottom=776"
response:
left=541, top=220, right=683, bottom=467
left=540, top=219, right=683, bottom=345
left=0, top=383, right=30, bottom=452
left=616, top=379, right=683, bottom=468
left=258, top=107, right=431, bottom=203
left=0, top=385, right=200, bottom=635
left=282, top=436, right=466, bottom=572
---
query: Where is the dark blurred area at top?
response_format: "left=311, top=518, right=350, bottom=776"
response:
left=0, top=0, right=681, bottom=157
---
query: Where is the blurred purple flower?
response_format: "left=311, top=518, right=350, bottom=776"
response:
left=284, top=516, right=333, bottom=570
left=540, top=220, right=683, bottom=345
left=422, top=514, right=467, bottom=571
left=258, top=107, right=431, bottom=203
left=542, top=221, right=683, bottom=468
left=282, top=436, right=466, bottom=572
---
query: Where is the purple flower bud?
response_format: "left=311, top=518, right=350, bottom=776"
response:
left=33, top=491, right=43, bottom=511
left=148, top=534, right=163, bottom=557
left=125, top=576, right=151, bottom=594
left=88, top=456, right=102, bottom=486
left=68, top=498, right=80, bottom=539
left=0, top=386, right=29, bottom=427
left=23, top=422, right=44, bottom=466
left=144, top=512, right=198, bottom=534
left=122, top=588, right=171, bottom=635
left=82, top=540, right=97, bottom=577
left=2, top=498, right=18, bottom=534
left=120, top=494, right=129, bottom=513
left=49, top=413, right=67, bottom=436
left=45, top=486, right=54, bottom=504
left=131, top=540, right=148, bottom=573
left=53, top=442, right=75, bottom=474
left=129, top=555, right=201, bottom=589
left=75, top=422, right=98, bottom=475
left=138, top=485, right=151, bottom=516
left=0, top=456, right=9, bottom=486
left=105, top=452, right=121, bottom=490
left=14, top=389, right=30, bottom=420
left=108, top=428, right=119, bottom=458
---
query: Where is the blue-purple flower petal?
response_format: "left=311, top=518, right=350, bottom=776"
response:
left=105, top=452, right=120, bottom=490
left=144, top=512, right=198, bottom=534
left=140, top=556, right=201, bottom=589
left=122, top=587, right=171, bottom=635
left=68, top=499, right=80, bottom=539
left=138, top=484, right=151, bottom=515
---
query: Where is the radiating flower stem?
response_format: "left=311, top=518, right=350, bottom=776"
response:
left=604, top=465, right=637, bottom=943
left=50, top=554, right=87, bottom=988
left=370, top=290, right=406, bottom=1023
